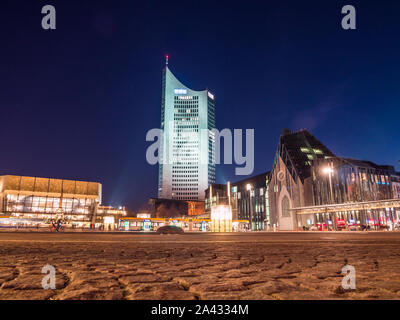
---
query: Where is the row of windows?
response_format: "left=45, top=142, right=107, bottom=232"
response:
left=174, top=112, right=199, bottom=117
left=173, top=171, right=197, bottom=174
left=173, top=119, right=199, bottom=123
left=174, top=108, right=199, bottom=113
left=174, top=96, right=199, bottom=100
left=172, top=175, right=198, bottom=178
left=175, top=126, right=199, bottom=130
left=173, top=161, right=201, bottom=165
left=172, top=151, right=198, bottom=155
left=173, top=166, right=198, bottom=169
left=173, top=197, right=199, bottom=200
left=174, top=104, right=199, bottom=109
left=173, top=146, right=199, bottom=150
left=171, top=158, right=199, bottom=162
left=173, top=141, right=198, bottom=144
left=174, top=192, right=198, bottom=196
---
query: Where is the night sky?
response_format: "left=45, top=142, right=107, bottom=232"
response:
left=1, top=0, right=399, bottom=211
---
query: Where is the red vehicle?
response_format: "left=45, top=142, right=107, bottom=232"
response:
left=336, top=219, right=346, bottom=230
left=315, top=223, right=328, bottom=231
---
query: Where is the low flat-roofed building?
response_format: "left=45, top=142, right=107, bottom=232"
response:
left=0, top=175, right=102, bottom=227
left=149, top=198, right=205, bottom=218
left=96, top=205, right=127, bottom=230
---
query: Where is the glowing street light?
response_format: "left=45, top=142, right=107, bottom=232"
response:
left=322, top=167, right=334, bottom=175
left=322, top=164, right=335, bottom=229
left=322, top=166, right=334, bottom=204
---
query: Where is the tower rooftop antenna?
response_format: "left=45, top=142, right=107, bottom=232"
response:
left=165, top=54, right=169, bottom=66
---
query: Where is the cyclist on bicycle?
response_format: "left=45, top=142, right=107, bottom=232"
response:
left=56, top=219, right=62, bottom=232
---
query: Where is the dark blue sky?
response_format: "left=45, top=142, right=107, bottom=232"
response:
left=1, top=0, right=399, bottom=211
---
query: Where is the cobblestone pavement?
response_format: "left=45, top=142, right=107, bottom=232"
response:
left=1, top=232, right=400, bottom=300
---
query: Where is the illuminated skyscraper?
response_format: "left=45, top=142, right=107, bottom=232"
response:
left=158, top=57, right=216, bottom=200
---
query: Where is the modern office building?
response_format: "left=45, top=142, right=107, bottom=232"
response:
left=303, top=157, right=400, bottom=229
left=231, top=172, right=270, bottom=231
left=391, top=173, right=400, bottom=199
left=311, top=158, right=395, bottom=205
left=205, top=172, right=270, bottom=231
left=158, top=57, right=216, bottom=200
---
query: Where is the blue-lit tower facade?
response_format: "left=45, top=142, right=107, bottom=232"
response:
left=158, top=58, right=216, bottom=200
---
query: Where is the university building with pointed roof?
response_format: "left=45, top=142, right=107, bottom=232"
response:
left=268, top=128, right=400, bottom=230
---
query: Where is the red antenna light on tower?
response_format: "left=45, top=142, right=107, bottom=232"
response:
left=165, top=54, right=169, bottom=66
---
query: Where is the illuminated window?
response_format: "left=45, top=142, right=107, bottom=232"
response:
left=307, top=154, right=315, bottom=160
left=300, top=147, right=311, bottom=153
left=313, top=149, right=323, bottom=154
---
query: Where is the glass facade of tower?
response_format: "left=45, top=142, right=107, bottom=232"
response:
left=158, top=66, right=215, bottom=200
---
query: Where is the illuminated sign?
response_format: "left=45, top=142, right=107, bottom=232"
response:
left=207, top=92, right=214, bottom=100
left=143, top=219, right=152, bottom=231
left=104, top=216, right=115, bottom=224
left=211, top=205, right=232, bottom=221
left=210, top=205, right=232, bottom=232
left=174, top=89, right=187, bottom=95
left=137, top=213, right=151, bottom=218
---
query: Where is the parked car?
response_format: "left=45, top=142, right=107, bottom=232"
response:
left=157, top=225, right=184, bottom=235
left=348, top=225, right=359, bottom=231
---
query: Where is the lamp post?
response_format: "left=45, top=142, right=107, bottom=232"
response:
left=246, top=183, right=253, bottom=231
left=322, top=166, right=334, bottom=204
left=227, top=181, right=231, bottom=207
left=322, top=166, right=335, bottom=230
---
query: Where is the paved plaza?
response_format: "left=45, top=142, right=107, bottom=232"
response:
left=0, top=231, right=400, bottom=300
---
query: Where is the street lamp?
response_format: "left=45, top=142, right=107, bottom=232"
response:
left=246, top=184, right=253, bottom=231
left=322, top=166, right=334, bottom=203
left=322, top=167, right=333, bottom=175
left=322, top=165, right=335, bottom=230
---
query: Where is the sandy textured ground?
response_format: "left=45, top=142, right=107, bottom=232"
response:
left=0, top=232, right=400, bottom=300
